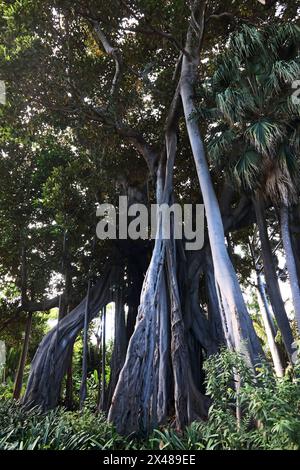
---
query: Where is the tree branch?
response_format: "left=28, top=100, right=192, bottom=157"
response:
left=89, top=19, right=123, bottom=100
left=22, top=296, right=60, bottom=313
left=118, top=0, right=188, bottom=56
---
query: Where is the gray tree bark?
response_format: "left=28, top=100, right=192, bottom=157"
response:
left=280, top=204, right=300, bottom=334
left=79, top=278, right=92, bottom=409
left=23, top=265, right=115, bottom=410
left=180, top=1, right=262, bottom=367
left=99, top=306, right=107, bottom=411
left=257, top=272, right=284, bottom=377
left=253, top=196, right=294, bottom=361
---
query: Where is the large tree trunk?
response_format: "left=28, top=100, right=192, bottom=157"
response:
left=23, top=265, right=115, bottom=410
left=108, top=87, right=208, bottom=434
left=205, top=252, right=226, bottom=348
left=65, top=345, right=74, bottom=409
left=107, top=159, right=168, bottom=434
left=179, top=2, right=262, bottom=367
left=107, top=211, right=167, bottom=433
left=280, top=204, right=300, bottom=334
left=253, top=196, right=294, bottom=361
left=13, top=312, right=33, bottom=400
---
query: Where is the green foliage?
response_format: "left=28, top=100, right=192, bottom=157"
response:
left=203, top=23, right=300, bottom=202
left=1, top=351, right=300, bottom=450
left=153, top=350, right=300, bottom=450
left=0, top=401, right=126, bottom=450
left=0, top=376, right=15, bottom=400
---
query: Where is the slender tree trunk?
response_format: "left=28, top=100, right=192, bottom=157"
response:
left=290, top=204, right=300, bottom=280
left=79, top=278, right=91, bottom=409
left=205, top=252, right=226, bottom=347
left=180, top=4, right=262, bottom=366
left=108, top=202, right=166, bottom=433
left=13, top=312, right=33, bottom=400
left=292, top=232, right=300, bottom=285
left=280, top=204, right=300, bottom=334
left=100, top=306, right=107, bottom=411
left=253, top=196, right=294, bottom=361
left=248, top=238, right=283, bottom=375
left=257, top=272, right=284, bottom=377
left=107, top=287, right=127, bottom=407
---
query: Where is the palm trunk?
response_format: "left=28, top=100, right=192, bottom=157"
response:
left=13, top=312, right=33, bottom=400
left=253, top=196, right=294, bottom=361
left=280, top=204, right=300, bottom=334
left=292, top=232, right=300, bottom=284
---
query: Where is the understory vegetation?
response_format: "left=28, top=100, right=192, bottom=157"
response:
left=1, top=351, right=300, bottom=450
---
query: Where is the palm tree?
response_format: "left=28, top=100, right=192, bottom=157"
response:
left=203, top=23, right=300, bottom=356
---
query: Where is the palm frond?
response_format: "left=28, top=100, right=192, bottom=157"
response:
left=286, top=95, right=300, bottom=118
left=230, top=25, right=264, bottom=60
left=267, top=60, right=300, bottom=92
left=264, top=160, right=296, bottom=206
left=274, top=96, right=300, bottom=122
left=245, top=119, right=284, bottom=155
left=207, top=129, right=237, bottom=164
left=277, top=143, right=299, bottom=183
left=233, top=150, right=261, bottom=190
left=213, top=53, right=241, bottom=89
left=196, top=106, right=220, bottom=121
left=216, top=87, right=256, bottom=124
left=270, top=24, right=300, bottom=51
left=290, top=124, right=300, bottom=153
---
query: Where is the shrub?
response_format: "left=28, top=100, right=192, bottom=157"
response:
left=154, top=349, right=300, bottom=450
left=0, top=350, right=299, bottom=450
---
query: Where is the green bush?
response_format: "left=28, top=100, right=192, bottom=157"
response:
left=0, top=401, right=139, bottom=450
left=0, top=350, right=299, bottom=450
left=155, top=350, right=300, bottom=450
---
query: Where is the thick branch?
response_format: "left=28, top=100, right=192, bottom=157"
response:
left=22, top=296, right=60, bottom=313
left=89, top=19, right=123, bottom=99
left=0, top=295, right=59, bottom=334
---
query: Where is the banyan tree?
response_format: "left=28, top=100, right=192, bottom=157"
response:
left=0, top=0, right=299, bottom=436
